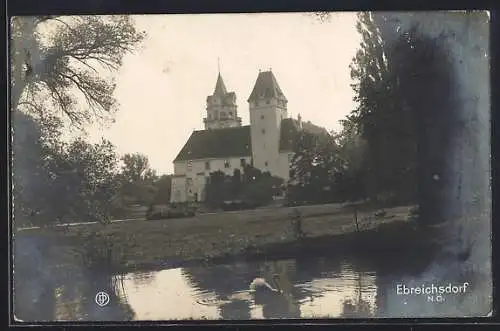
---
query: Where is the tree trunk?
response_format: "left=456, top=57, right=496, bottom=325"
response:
left=10, top=17, right=43, bottom=112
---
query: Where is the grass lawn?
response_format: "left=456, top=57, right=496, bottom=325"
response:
left=15, top=203, right=420, bottom=271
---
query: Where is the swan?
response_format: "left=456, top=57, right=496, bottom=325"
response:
left=249, top=274, right=283, bottom=294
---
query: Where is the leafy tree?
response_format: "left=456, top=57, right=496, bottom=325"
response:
left=239, top=169, right=283, bottom=206
left=231, top=168, right=243, bottom=196
left=11, top=16, right=145, bottom=226
left=120, top=153, right=157, bottom=183
left=348, top=12, right=419, bottom=204
left=152, top=175, right=173, bottom=205
left=116, top=153, right=158, bottom=206
left=44, top=137, right=121, bottom=223
left=349, top=12, right=472, bottom=226
left=12, top=111, right=122, bottom=227
left=205, top=171, right=233, bottom=207
left=288, top=130, right=339, bottom=204
left=376, top=18, right=459, bottom=224
left=205, top=166, right=283, bottom=208
left=241, top=164, right=263, bottom=184
left=331, top=118, right=369, bottom=202
left=12, top=112, right=58, bottom=228
left=10, top=16, right=145, bottom=128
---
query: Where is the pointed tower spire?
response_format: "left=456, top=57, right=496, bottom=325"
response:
left=204, top=62, right=241, bottom=130
left=213, top=66, right=227, bottom=96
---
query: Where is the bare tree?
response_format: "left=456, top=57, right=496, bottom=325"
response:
left=10, top=15, right=145, bottom=128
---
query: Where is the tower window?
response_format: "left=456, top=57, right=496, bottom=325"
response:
left=262, top=129, right=265, bottom=134
left=224, top=160, right=230, bottom=168
left=205, top=161, right=210, bottom=171
left=261, top=114, right=264, bottom=120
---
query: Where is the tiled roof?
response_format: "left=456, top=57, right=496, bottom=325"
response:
left=248, top=71, right=287, bottom=102
left=174, top=119, right=329, bottom=161
left=174, top=126, right=252, bottom=161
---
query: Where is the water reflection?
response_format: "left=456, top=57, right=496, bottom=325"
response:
left=115, top=258, right=380, bottom=320
left=15, top=235, right=435, bottom=321
left=14, top=234, right=135, bottom=322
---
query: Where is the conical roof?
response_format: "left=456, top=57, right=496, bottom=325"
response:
left=213, top=73, right=228, bottom=96
left=248, top=70, right=287, bottom=102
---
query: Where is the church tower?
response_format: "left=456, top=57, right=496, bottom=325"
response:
left=248, top=70, right=288, bottom=175
left=204, top=73, right=242, bottom=130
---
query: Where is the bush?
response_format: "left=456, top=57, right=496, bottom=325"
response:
left=205, top=166, right=283, bottom=209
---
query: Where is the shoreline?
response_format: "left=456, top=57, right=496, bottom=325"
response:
left=14, top=204, right=429, bottom=274
left=112, top=220, right=435, bottom=274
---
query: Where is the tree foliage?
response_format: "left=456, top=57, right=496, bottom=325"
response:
left=49, top=137, right=121, bottom=223
left=12, top=112, right=56, bottom=227
left=152, top=175, right=172, bottom=205
left=205, top=166, right=284, bottom=208
left=114, top=153, right=159, bottom=207
left=347, top=12, right=467, bottom=228
left=10, top=15, right=145, bottom=128
left=12, top=112, right=172, bottom=226
left=348, top=12, right=420, bottom=204
left=287, top=123, right=368, bottom=204
left=120, top=153, right=157, bottom=183
left=12, top=112, right=122, bottom=228
left=287, top=130, right=339, bottom=204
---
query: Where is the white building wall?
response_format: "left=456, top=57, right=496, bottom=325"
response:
left=249, top=99, right=287, bottom=178
left=174, top=162, right=187, bottom=174
left=171, top=156, right=252, bottom=203
left=170, top=176, right=187, bottom=203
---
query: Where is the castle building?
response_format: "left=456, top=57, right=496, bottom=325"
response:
left=170, top=70, right=328, bottom=203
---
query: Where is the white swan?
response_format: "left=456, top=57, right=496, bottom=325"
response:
left=249, top=274, right=283, bottom=294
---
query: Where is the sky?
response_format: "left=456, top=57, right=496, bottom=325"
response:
left=84, top=13, right=362, bottom=175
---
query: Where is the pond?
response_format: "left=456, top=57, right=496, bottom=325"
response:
left=15, top=234, right=443, bottom=321
left=113, top=258, right=382, bottom=320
